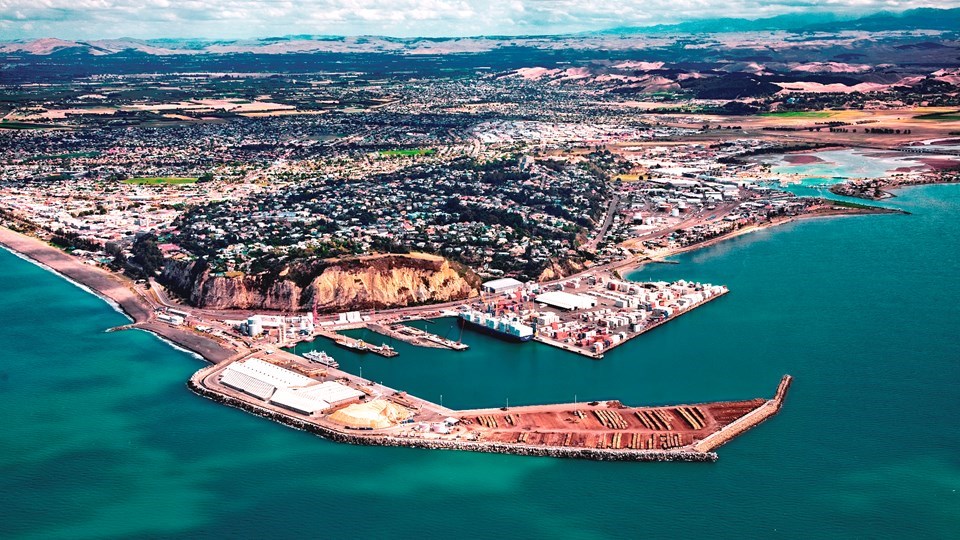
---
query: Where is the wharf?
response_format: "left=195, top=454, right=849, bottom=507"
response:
left=315, top=329, right=399, bottom=357
left=188, top=350, right=791, bottom=462
left=534, top=334, right=603, bottom=359
left=367, top=322, right=469, bottom=351
left=535, top=289, right=729, bottom=360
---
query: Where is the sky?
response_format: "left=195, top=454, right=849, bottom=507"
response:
left=1, top=0, right=958, bottom=40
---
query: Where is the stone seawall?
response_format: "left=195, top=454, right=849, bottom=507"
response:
left=188, top=376, right=718, bottom=463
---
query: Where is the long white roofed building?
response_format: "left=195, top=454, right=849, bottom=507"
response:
left=218, top=358, right=365, bottom=416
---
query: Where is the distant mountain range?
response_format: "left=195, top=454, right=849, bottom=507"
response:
left=1, top=7, right=958, bottom=57
left=600, top=8, right=960, bottom=34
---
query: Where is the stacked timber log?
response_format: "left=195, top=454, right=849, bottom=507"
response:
left=593, top=409, right=628, bottom=429
left=477, top=416, right=499, bottom=428
left=675, top=407, right=705, bottom=430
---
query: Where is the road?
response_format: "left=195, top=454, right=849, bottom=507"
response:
left=583, top=194, right=621, bottom=252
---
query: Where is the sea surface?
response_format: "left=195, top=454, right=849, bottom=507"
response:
left=1, top=184, right=958, bottom=539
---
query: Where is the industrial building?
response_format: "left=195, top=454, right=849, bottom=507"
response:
left=220, top=369, right=277, bottom=400
left=334, top=311, right=364, bottom=324
left=228, top=358, right=314, bottom=388
left=218, top=358, right=366, bottom=415
left=157, top=313, right=184, bottom=326
left=218, top=358, right=313, bottom=401
left=309, top=381, right=366, bottom=407
left=535, top=291, right=597, bottom=311
left=482, top=277, right=524, bottom=295
left=268, top=380, right=365, bottom=416
left=269, top=387, right=330, bottom=416
left=241, top=313, right=315, bottom=338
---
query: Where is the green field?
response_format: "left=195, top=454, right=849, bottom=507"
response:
left=759, top=111, right=834, bottom=118
left=0, top=121, right=67, bottom=130
left=914, top=111, right=960, bottom=121
left=379, top=148, right=436, bottom=157
left=122, top=177, right=197, bottom=185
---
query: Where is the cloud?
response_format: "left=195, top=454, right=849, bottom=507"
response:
left=0, top=0, right=957, bottom=39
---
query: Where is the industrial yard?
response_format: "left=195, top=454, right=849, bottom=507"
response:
left=212, top=271, right=728, bottom=362
left=452, top=273, right=729, bottom=358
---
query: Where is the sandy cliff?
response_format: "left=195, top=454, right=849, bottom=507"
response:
left=537, top=257, right=587, bottom=282
left=161, top=254, right=478, bottom=311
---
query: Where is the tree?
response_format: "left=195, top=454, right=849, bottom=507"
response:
left=132, top=234, right=165, bottom=275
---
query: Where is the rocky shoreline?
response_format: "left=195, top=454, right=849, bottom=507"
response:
left=830, top=171, right=960, bottom=200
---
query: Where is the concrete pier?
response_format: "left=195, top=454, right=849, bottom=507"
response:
left=534, top=289, right=729, bottom=360
left=314, top=329, right=398, bottom=357
left=367, top=322, right=469, bottom=351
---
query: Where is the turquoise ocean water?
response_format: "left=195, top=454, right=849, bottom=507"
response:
left=1, top=184, right=958, bottom=539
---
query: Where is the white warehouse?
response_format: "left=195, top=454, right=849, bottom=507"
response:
left=535, top=291, right=597, bottom=311
left=482, top=278, right=524, bottom=295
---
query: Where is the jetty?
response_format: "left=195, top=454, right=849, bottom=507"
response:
left=315, top=329, right=398, bottom=357
left=367, top=322, right=469, bottom=351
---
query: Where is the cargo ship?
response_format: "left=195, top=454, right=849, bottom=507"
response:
left=458, top=309, right=534, bottom=342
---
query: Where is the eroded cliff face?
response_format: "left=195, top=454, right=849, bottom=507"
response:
left=160, top=254, right=477, bottom=311
left=537, top=257, right=587, bottom=282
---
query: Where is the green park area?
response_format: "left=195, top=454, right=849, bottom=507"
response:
left=914, top=110, right=960, bottom=121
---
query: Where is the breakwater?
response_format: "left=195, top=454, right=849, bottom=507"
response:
left=694, top=375, right=793, bottom=452
left=188, top=370, right=719, bottom=463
